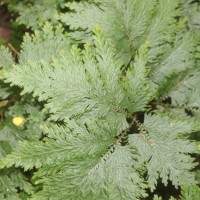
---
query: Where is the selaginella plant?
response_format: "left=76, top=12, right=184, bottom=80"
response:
left=0, top=0, right=200, bottom=199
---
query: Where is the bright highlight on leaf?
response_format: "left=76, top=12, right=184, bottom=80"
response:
left=12, top=117, right=25, bottom=126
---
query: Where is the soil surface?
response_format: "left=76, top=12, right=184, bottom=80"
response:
left=0, top=3, right=11, bottom=40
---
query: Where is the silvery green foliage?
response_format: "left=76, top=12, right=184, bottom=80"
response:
left=2, top=0, right=65, bottom=28
left=180, top=184, right=200, bottom=200
left=0, top=0, right=200, bottom=199
left=0, top=125, right=32, bottom=199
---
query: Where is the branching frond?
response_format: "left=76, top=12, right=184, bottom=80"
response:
left=0, top=46, right=14, bottom=69
left=129, top=114, right=198, bottom=191
left=180, top=184, right=200, bottom=200
left=2, top=120, right=147, bottom=199
left=0, top=124, right=32, bottom=199
left=31, top=146, right=147, bottom=200
left=0, top=1, right=199, bottom=199
left=3, top=0, right=65, bottom=28
left=18, top=22, right=71, bottom=66
left=4, top=28, right=151, bottom=130
left=60, top=0, right=183, bottom=66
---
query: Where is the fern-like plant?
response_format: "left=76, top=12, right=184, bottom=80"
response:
left=0, top=0, right=200, bottom=199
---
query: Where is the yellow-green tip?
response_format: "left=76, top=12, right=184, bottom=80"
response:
left=94, top=24, right=102, bottom=33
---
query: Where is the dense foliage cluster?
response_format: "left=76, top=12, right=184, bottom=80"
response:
left=0, top=0, right=200, bottom=199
